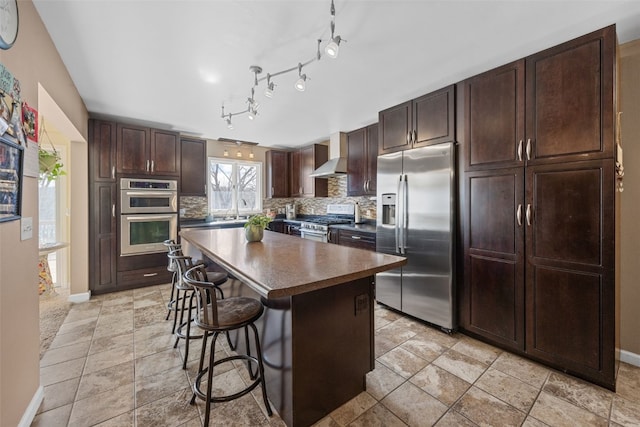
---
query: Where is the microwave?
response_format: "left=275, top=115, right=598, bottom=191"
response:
left=120, top=178, right=177, bottom=214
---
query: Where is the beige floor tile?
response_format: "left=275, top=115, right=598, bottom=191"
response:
left=31, top=403, right=73, bottom=427
left=452, top=336, right=502, bottom=365
left=135, top=365, right=191, bottom=407
left=415, top=327, right=459, bottom=349
left=617, top=362, right=640, bottom=404
left=83, top=344, right=134, bottom=375
left=410, top=364, right=471, bottom=406
left=434, top=410, right=477, bottom=426
left=40, top=340, right=91, bottom=368
left=529, top=391, right=608, bottom=427
left=89, top=332, right=133, bottom=355
left=378, top=346, right=429, bottom=379
left=432, top=349, right=488, bottom=384
left=93, top=410, right=135, bottom=426
left=199, top=391, right=270, bottom=426
left=37, top=377, right=80, bottom=414
left=611, top=396, right=640, bottom=426
left=95, top=311, right=133, bottom=328
left=454, top=386, right=526, bottom=426
left=134, top=332, right=176, bottom=359
left=76, top=361, right=134, bottom=401
left=48, top=328, right=94, bottom=350
left=366, top=361, right=406, bottom=401
left=521, top=416, right=550, bottom=427
left=311, top=416, right=340, bottom=427
left=399, top=334, right=448, bottom=363
left=56, top=317, right=98, bottom=336
left=543, top=372, right=614, bottom=418
left=92, top=319, right=134, bottom=339
left=68, top=382, right=135, bottom=426
left=134, top=321, right=172, bottom=342
left=329, top=392, right=377, bottom=426
left=135, top=348, right=184, bottom=381
left=491, top=352, right=550, bottom=388
left=376, top=321, right=417, bottom=347
left=382, top=381, right=448, bottom=426
left=63, top=307, right=101, bottom=324
left=475, top=368, right=539, bottom=412
left=100, top=301, right=134, bottom=315
left=349, top=402, right=406, bottom=426
left=134, top=304, right=168, bottom=329
left=133, top=293, right=165, bottom=310
left=135, top=387, right=201, bottom=427
left=40, top=358, right=85, bottom=387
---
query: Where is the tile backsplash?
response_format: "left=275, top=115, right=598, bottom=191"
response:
left=180, top=176, right=377, bottom=219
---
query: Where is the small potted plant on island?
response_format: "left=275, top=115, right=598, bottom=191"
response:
left=244, top=214, right=272, bottom=242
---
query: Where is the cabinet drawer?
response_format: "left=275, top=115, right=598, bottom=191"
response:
left=117, top=266, right=172, bottom=288
left=337, top=229, right=376, bottom=251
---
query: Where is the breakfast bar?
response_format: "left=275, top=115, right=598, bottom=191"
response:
left=180, top=228, right=406, bottom=427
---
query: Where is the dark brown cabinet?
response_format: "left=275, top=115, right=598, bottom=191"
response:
left=333, top=228, right=376, bottom=251
left=459, top=25, right=617, bottom=390
left=347, top=123, right=378, bottom=196
left=180, top=137, right=206, bottom=196
left=88, top=119, right=117, bottom=293
left=290, top=144, right=328, bottom=198
left=379, top=85, right=455, bottom=155
left=265, top=150, right=290, bottom=198
left=116, top=124, right=179, bottom=176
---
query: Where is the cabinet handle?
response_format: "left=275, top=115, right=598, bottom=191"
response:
left=327, top=230, right=332, bottom=241
left=112, top=204, right=116, bottom=218
left=271, top=186, right=275, bottom=195
left=145, top=160, right=150, bottom=172
left=526, top=204, right=532, bottom=226
left=351, top=235, right=362, bottom=240
left=413, top=130, right=417, bottom=144
left=517, top=140, right=523, bottom=162
left=151, top=160, right=155, bottom=173
left=516, top=204, right=522, bottom=226
left=526, top=139, right=532, bottom=161
left=143, top=273, right=158, bottom=277
left=111, top=166, right=115, bottom=179
left=406, top=132, right=411, bottom=144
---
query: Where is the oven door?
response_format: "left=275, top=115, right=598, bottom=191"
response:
left=300, top=229, right=328, bottom=243
left=120, top=213, right=178, bottom=256
left=120, top=190, right=177, bottom=214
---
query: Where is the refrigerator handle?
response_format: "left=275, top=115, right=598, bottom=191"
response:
left=402, top=174, right=408, bottom=255
left=395, top=175, right=402, bottom=253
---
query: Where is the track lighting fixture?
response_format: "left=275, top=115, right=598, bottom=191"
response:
left=223, top=149, right=229, bottom=157
left=295, top=63, right=307, bottom=92
left=220, top=0, right=346, bottom=129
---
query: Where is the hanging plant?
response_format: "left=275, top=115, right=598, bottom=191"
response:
left=38, top=118, right=66, bottom=185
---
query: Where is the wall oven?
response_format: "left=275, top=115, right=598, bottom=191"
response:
left=120, top=178, right=177, bottom=214
left=120, top=178, right=178, bottom=256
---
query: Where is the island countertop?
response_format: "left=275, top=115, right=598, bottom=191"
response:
left=180, top=228, right=406, bottom=299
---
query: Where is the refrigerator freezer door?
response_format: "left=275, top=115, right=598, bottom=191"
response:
left=376, top=151, right=403, bottom=310
left=402, top=144, right=455, bottom=329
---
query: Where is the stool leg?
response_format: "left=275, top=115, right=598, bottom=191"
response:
left=250, top=323, right=272, bottom=417
left=165, top=271, right=176, bottom=321
left=203, top=331, right=219, bottom=427
left=182, top=291, right=196, bottom=370
left=244, top=326, right=257, bottom=380
left=174, top=288, right=187, bottom=349
left=197, top=330, right=209, bottom=378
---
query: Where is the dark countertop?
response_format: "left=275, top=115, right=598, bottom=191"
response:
left=329, top=222, right=377, bottom=234
left=180, top=228, right=405, bottom=298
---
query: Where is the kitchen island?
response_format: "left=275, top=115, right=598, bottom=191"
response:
left=180, top=228, right=406, bottom=427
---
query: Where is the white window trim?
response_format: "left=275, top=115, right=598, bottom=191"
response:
left=207, top=157, right=263, bottom=216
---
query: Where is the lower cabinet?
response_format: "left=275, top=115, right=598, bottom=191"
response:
left=331, top=228, right=376, bottom=251
left=267, top=221, right=285, bottom=233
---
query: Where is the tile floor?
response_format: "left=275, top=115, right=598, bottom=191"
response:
left=33, top=282, right=640, bottom=427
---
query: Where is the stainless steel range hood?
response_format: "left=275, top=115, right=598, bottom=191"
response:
left=310, top=132, right=347, bottom=178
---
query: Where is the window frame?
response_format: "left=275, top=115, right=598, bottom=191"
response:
left=207, top=157, right=263, bottom=216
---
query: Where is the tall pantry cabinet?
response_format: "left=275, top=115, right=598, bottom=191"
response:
left=458, top=25, right=618, bottom=390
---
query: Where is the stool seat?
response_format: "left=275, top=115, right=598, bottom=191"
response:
left=206, top=297, right=263, bottom=329
left=206, top=271, right=228, bottom=287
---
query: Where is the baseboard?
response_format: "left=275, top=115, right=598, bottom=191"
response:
left=620, top=349, right=640, bottom=367
left=68, top=291, right=91, bottom=303
left=18, top=385, right=43, bottom=427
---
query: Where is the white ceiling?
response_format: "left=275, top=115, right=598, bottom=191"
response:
left=33, top=0, right=640, bottom=149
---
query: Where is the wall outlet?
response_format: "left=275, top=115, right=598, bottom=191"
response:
left=21, top=217, right=33, bottom=240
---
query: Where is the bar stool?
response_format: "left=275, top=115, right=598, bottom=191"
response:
left=163, top=239, right=183, bottom=333
left=169, top=253, right=228, bottom=369
left=183, top=264, right=272, bottom=427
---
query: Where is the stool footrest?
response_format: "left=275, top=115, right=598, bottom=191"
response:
left=191, top=354, right=261, bottom=403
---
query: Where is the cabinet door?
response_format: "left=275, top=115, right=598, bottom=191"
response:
left=461, top=168, right=525, bottom=351
left=90, top=182, right=117, bottom=293
left=89, top=119, right=116, bottom=182
left=300, top=144, right=327, bottom=198
left=525, top=25, right=615, bottom=164
left=379, top=100, right=412, bottom=154
left=347, top=127, right=367, bottom=196
left=365, top=123, right=378, bottom=195
left=117, top=123, right=149, bottom=174
left=337, top=229, right=376, bottom=251
left=151, top=129, right=180, bottom=176
left=413, top=85, right=456, bottom=148
left=525, top=160, right=615, bottom=387
left=290, top=150, right=302, bottom=197
left=266, top=150, right=289, bottom=198
left=464, top=60, right=525, bottom=171
left=180, top=137, right=206, bottom=196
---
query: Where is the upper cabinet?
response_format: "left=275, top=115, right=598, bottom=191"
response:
left=347, top=123, right=378, bottom=196
left=89, top=119, right=117, bottom=182
left=290, top=144, right=328, bottom=198
left=265, top=150, right=290, bottom=198
left=180, top=137, right=207, bottom=197
left=379, top=85, right=455, bottom=155
left=116, top=124, right=180, bottom=176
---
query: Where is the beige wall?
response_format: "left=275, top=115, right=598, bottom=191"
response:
left=619, top=40, right=640, bottom=357
left=0, top=1, right=88, bottom=426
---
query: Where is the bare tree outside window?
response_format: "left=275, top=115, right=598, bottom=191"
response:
left=208, top=158, right=262, bottom=216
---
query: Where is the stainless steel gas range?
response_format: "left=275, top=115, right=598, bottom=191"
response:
left=299, top=204, right=354, bottom=243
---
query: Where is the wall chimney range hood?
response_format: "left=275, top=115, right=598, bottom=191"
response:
left=310, top=132, right=347, bottom=178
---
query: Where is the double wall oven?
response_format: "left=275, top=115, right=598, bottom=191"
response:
left=120, top=178, right=178, bottom=256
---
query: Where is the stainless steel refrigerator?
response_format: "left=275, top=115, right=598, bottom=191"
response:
left=376, top=143, right=456, bottom=331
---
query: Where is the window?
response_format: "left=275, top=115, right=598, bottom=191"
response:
left=208, top=158, right=262, bottom=216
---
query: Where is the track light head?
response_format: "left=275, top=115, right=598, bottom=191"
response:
left=226, top=116, right=234, bottom=129
left=325, top=35, right=341, bottom=58
left=265, top=74, right=275, bottom=98
left=295, top=75, right=307, bottom=92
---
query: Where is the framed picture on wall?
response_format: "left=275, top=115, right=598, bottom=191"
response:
left=0, top=135, right=24, bottom=222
